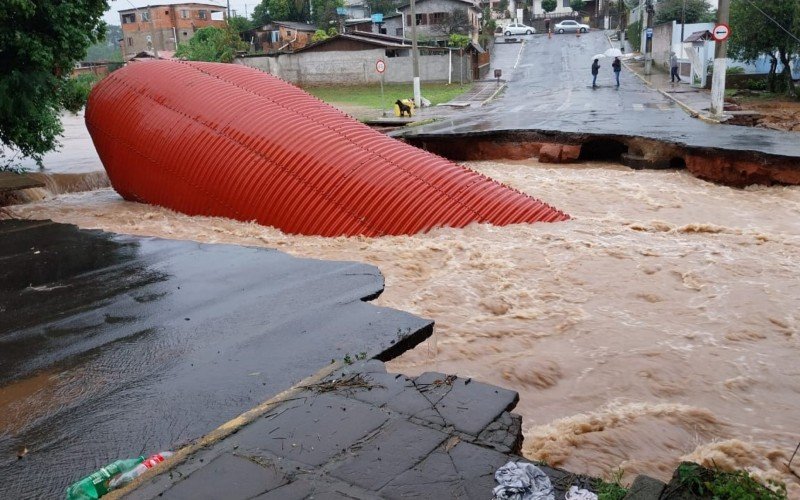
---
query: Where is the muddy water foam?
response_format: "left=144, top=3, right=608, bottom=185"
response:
left=7, top=160, right=800, bottom=495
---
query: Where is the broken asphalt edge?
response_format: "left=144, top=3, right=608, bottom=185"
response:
left=106, top=322, right=435, bottom=499
left=607, top=35, right=723, bottom=125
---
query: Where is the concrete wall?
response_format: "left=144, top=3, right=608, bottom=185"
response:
left=652, top=22, right=673, bottom=70
left=235, top=48, right=472, bottom=85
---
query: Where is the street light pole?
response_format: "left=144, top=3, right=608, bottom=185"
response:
left=410, top=0, right=421, bottom=107
left=710, top=0, right=730, bottom=117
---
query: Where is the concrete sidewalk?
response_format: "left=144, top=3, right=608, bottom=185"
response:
left=622, top=59, right=719, bottom=123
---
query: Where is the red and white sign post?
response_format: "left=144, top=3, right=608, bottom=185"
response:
left=376, top=59, right=387, bottom=117
left=712, top=23, right=730, bottom=42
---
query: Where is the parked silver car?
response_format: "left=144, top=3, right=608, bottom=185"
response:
left=554, top=20, right=589, bottom=33
left=503, top=23, right=536, bottom=36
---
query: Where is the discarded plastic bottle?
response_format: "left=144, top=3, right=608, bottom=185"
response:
left=65, top=456, right=144, bottom=500
left=108, top=452, right=174, bottom=489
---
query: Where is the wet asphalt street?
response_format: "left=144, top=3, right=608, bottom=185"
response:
left=0, top=220, right=431, bottom=498
left=405, top=31, right=800, bottom=158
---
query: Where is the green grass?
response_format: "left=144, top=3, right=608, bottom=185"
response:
left=302, top=82, right=472, bottom=108
left=594, top=469, right=628, bottom=500
left=674, top=462, right=787, bottom=499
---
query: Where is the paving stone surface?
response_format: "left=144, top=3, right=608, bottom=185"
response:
left=122, top=360, right=603, bottom=499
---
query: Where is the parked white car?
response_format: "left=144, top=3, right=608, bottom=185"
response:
left=502, top=23, right=536, bottom=36
left=554, top=20, right=590, bottom=33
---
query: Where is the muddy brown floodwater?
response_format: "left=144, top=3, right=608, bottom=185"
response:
left=7, top=159, right=800, bottom=496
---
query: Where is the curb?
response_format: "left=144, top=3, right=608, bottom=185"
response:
left=482, top=82, right=507, bottom=105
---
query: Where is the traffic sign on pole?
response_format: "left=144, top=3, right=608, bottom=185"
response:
left=376, top=60, right=386, bottom=73
left=712, top=23, right=730, bottom=42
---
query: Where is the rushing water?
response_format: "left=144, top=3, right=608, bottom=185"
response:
left=5, top=160, right=800, bottom=496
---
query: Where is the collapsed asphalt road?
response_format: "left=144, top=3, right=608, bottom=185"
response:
left=401, top=31, right=800, bottom=159
left=0, top=220, right=432, bottom=498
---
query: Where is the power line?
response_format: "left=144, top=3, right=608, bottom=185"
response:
left=742, top=0, right=800, bottom=45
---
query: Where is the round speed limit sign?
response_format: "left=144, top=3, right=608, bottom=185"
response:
left=376, top=60, right=386, bottom=73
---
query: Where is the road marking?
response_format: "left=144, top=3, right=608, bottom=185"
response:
left=633, top=104, right=644, bottom=111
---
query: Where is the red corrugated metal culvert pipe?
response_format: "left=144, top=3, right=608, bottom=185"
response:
left=86, top=60, right=569, bottom=236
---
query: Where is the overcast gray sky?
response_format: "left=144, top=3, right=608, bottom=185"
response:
left=103, top=0, right=259, bottom=25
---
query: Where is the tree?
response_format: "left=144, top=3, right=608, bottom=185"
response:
left=251, top=0, right=306, bottom=25
left=493, top=0, right=509, bottom=16
left=310, top=0, right=344, bottom=29
left=728, top=0, right=798, bottom=97
left=541, top=0, right=557, bottom=14
left=251, top=1, right=272, bottom=26
left=365, top=0, right=399, bottom=17
left=228, top=15, right=253, bottom=33
left=85, top=25, right=123, bottom=62
left=448, top=33, right=471, bottom=48
left=436, top=8, right=472, bottom=36
left=654, top=0, right=712, bottom=24
left=570, top=0, right=585, bottom=13
left=0, top=0, right=107, bottom=170
left=175, top=26, right=248, bottom=62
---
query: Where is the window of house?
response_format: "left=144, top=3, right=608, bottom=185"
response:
left=429, top=12, right=446, bottom=24
left=141, top=11, right=150, bottom=21
left=183, top=31, right=188, bottom=36
left=164, top=10, right=169, bottom=15
left=562, top=0, right=569, bottom=6
left=121, top=13, right=136, bottom=23
left=396, top=27, right=403, bottom=36
left=180, top=9, right=189, bottom=18
left=415, top=13, right=425, bottom=25
left=198, top=10, right=207, bottom=19
left=286, top=30, right=293, bottom=36
left=127, top=37, right=133, bottom=46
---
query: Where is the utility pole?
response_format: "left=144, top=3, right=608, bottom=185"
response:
left=644, top=0, right=653, bottom=75
left=710, top=0, right=730, bottom=117
left=680, top=0, right=685, bottom=45
left=147, top=5, right=159, bottom=58
left=227, top=0, right=231, bottom=20
left=409, top=0, right=421, bottom=108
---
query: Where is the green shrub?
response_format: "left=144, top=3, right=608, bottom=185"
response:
left=626, top=20, right=641, bottom=52
left=594, top=469, right=628, bottom=500
left=676, top=462, right=787, bottom=499
left=726, top=66, right=745, bottom=74
left=746, top=78, right=768, bottom=91
left=60, top=73, right=101, bottom=113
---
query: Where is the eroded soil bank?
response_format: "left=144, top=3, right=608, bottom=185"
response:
left=6, top=159, right=800, bottom=495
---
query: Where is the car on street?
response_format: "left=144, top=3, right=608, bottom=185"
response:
left=554, top=20, right=590, bottom=33
left=502, top=23, right=536, bottom=36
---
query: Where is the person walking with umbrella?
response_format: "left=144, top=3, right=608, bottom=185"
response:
left=591, top=58, right=600, bottom=87
left=612, top=56, right=621, bottom=86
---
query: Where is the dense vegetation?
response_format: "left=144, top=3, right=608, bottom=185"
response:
left=0, top=0, right=108, bottom=170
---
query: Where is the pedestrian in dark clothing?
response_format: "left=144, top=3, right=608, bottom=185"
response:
left=612, top=57, right=621, bottom=86
left=591, top=58, right=600, bottom=87
left=545, top=18, right=551, bottom=33
left=670, top=52, right=682, bottom=83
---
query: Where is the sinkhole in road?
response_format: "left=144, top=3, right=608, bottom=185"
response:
left=578, top=138, right=628, bottom=162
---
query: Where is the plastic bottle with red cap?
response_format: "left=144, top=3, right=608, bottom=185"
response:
left=108, top=451, right=174, bottom=489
